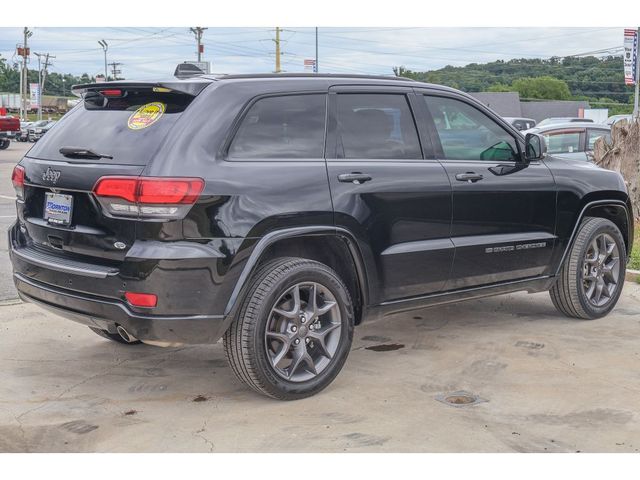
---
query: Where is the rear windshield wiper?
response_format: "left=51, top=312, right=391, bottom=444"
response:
left=59, top=146, right=113, bottom=160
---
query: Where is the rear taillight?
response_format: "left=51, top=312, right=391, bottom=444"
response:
left=11, top=165, right=25, bottom=200
left=93, top=176, right=204, bottom=220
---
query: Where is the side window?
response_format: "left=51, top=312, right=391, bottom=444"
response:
left=424, top=95, right=519, bottom=162
left=513, top=120, right=526, bottom=131
left=586, top=129, right=611, bottom=151
left=335, top=93, right=421, bottom=159
left=543, top=131, right=582, bottom=154
left=228, top=94, right=326, bottom=159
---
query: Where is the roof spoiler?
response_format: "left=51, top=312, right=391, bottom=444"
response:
left=71, top=79, right=212, bottom=97
left=174, top=62, right=205, bottom=79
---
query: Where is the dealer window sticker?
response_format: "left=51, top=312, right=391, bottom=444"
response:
left=127, top=102, right=166, bottom=130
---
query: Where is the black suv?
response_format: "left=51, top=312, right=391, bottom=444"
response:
left=9, top=73, right=633, bottom=399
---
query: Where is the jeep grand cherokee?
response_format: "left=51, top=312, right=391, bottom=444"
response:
left=9, top=72, right=633, bottom=399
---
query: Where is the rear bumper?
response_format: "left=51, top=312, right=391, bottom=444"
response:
left=14, top=272, right=226, bottom=345
left=8, top=222, right=239, bottom=345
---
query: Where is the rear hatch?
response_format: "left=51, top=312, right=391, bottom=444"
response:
left=16, top=81, right=209, bottom=263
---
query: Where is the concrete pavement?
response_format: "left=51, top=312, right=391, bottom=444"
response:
left=0, top=141, right=29, bottom=301
left=1, top=140, right=639, bottom=452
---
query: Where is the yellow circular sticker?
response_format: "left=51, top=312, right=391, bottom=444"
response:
left=127, top=102, right=166, bottom=130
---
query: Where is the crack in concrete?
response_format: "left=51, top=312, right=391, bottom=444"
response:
left=13, top=414, right=28, bottom=453
left=194, top=419, right=215, bottom=452
left=191, top=395, right=219, bottom=453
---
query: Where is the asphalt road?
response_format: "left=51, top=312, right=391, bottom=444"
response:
left=1, top=140, right=639, bottom=452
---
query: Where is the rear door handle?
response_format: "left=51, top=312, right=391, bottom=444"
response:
left=338, top=173, right=372, bottom=185
left=455, top=172, right=484, bottom=183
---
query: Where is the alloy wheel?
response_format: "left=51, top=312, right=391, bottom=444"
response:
left=264, top=282, right=342, bottom=382
left=582, top=233, right=620, bottom=307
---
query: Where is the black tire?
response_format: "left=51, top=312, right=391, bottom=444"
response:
left=88, top=326, right=142, bottom=345
left=550, top=217, right=626, bottom=319
left=0, top=139, right=9, bottom=150
left=224, top=257, right=354, bottom=400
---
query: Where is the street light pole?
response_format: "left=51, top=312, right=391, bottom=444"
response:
left=98, top=40, right=108, bottom=80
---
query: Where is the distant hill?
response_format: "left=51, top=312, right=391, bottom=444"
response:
left=394, top=56, right=634, bottom=113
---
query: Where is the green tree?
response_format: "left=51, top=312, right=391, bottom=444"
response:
left=487, top=82, right=512, bottom=92
left=511, top=76, right=571, bottom=100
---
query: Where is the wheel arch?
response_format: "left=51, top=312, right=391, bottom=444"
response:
left=556, top=198, right=632, bottom=275
left=223, top=226, right=370, bottom=327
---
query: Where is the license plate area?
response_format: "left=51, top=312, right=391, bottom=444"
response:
left=44, top=192, right=73, bottom=226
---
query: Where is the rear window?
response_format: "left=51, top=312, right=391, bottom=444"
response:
left=543, top=131, right=582, bottom=154
left=27, top=89, right=194, bottom=165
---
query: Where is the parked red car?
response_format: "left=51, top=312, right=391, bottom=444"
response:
left=0, top=116, right=20, bottom=150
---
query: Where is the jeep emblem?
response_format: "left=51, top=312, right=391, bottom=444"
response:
left=42, top=167, right=61, bottom=184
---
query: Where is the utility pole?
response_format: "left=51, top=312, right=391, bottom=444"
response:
left=190, top=27, right=207, bottom=62
left=98, top=40, right=108, bottom=80
left=33, top=53, right=54, bottom=120
left=274, top=27, right=282, bottom=73
left=34, top=52, right=43, bottom=120
left=109, top=62, right=122, bottom=81
left=634, top=27, right=640, bottom=120
left=19, top=27, right=32, bottom=121
left=315, top=27, right=318, bottom=73
left=41, top=53, right=54, bottom=119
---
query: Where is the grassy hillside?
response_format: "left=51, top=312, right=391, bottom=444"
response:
left=395, top=56, right=635, bottom=114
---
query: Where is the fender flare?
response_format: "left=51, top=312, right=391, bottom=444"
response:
left=223, top=226, right=370, bottom=318
left=555, top=199, right=631, bottom=276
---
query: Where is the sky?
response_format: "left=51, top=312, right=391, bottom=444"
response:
left=0, top=27, right=627, bottom=80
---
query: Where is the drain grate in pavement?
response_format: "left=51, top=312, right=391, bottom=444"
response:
left=435, top=391, right=487, bottom=407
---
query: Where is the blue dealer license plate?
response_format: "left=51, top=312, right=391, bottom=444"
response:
left=44, top=192, right=73, bottom=226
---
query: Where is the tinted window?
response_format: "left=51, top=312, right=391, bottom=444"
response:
left=543, top=131, right=582, bottom=154
left=28, top=89, right=194, bottom=165
left=424, top=96, right=519, bottom=162
left=228, top=94, right=326, bottom=159
left=335, top=94, right=421, bottom=159
left=586, top=129, right=611, bottom=150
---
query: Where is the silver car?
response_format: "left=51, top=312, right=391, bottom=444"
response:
left=606, top=114, right=633, bottom=126
left=524, top=122, right=611, bottom=162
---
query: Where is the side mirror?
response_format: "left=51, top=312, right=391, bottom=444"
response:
left=524, top=133, right=547, bottom=162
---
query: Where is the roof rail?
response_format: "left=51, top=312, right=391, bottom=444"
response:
left=215, top=73, right=416, bottom=82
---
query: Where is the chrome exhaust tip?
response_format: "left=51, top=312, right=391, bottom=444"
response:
left=116, top=325, right=138, bottom=343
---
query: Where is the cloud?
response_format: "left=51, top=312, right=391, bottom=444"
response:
left=0, top=27, right=625, bottom=80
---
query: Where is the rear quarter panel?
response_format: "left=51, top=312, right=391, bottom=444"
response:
left=142, top=80, right=335, bottom=311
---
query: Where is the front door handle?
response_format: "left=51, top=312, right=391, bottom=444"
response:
left=455, top=172, right=484, bottom=183
left=338, top=173, right=372, bottom=185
